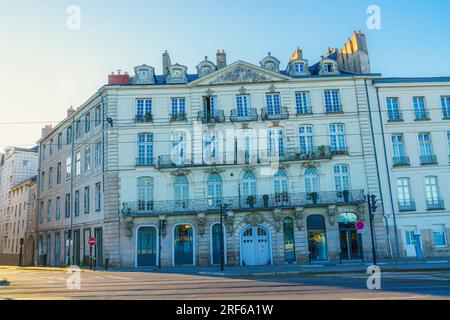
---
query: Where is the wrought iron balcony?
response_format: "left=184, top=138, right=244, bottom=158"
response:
left=387, top=111, right=403, bottom=122
left=230, top=108, right=258, bottom=122
left=325, top=105, right=343, bottom=114
left=427, top=200, right=445, bottom=211
left=122, top=189, right=366, bottom=216
left=136, top=157, right=155, bottom=167
left=135, top=113, right=153, bottom=123
left=331, top=147, right=349, bottom=156
left=414, top=111, right=431, bottom=121
left=420, top=155, right=438, bottom=165
left=393, top=156, right=411, bottom=167
left=296, top=106, right=313, bottom=115
left=443, top=110, right=450, bottom=119
left=170, top=113, right=187, bottom=121
left=261, top=107, right=289, bottom=120
left=279, top=146, right=332, bottom=162
left=157, top=155, right=194, bottom=169
left=398, top=200, right=416, bottom=212
left=197, top=110, right=226, bottom=124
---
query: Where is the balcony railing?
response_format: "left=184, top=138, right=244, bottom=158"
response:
left=170, top=113, right=187, bottom=121
left=414, top=111, right=430, bottom=121
left=387, top=112, right=403, bottom=122
left=442, top=109, right=450, bottom=119
left=197, top=110, right=226, bottom=124
left=393, top=156, right=410, bottom=167
left=156, top=147, right=333, bottom=169
left=398, top=200, right=416, bottom=212
left=135, top=113, right=153, bottom=123
left=122, top=189, right=366, bottom=216
left=420, top=155, right=438, bottom=165
left=331, top=147, right=349, bottom=156
left=230, top=108, right=258, bottom=122
left=296, top=106, right=313, bottom=115
left=136, top=157, right=155, bottom=166
left=261, top=107, right=289, bottom=120
left=427, top=200, right=445, bottom=211
left=325, top=105, right=343, bottom=114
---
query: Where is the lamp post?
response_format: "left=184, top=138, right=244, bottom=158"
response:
left=368, top=194, right=378, bottom=265
left=219, top=203, right=230, bottom=272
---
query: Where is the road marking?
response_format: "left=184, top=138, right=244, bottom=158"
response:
left=343, top=295, right=429, bottom=300
left=104, top=275, right=131, bottom=280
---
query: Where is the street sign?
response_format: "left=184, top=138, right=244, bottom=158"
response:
left=88, top=237, right=96, bottom=247
left=355, top=221, right=365, bottom=231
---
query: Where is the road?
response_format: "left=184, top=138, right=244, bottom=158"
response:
left=1, top=269, right=450, bottom=300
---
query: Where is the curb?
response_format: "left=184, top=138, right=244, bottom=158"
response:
left=0, top=266, right=95, bottom=273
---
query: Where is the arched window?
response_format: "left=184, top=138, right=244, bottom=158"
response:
left=207, top=174, right=223, bottom=207
left=283, top=217, right=296, bottom=263
left=307, top=215, right=327, bottom=261
left=137, top=133, right=153, bottom=166
left=137, top=177, right=154, bottom=211
left=274, top=171, right=289, bottom=204
left=174, top=176, right=189, bottom=209
left=242, top=172, right=257, bottom=208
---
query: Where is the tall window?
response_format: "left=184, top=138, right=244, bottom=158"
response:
left=65, top=193, right=71, bottom=218
left=274, top=171, right=289, bottom=204
left=269, top=128, right=285, bottom=157
left=67, top=126, right=73, bottom=145
left=75, top=120, right=81, bottom=139
left=387, top=97, right=401, bottom=121
left=418, top=133, right=434, bottom=160
left=329, top=124, right=346, bottom=153
left=242, top=173, right=257, bottom=207
left=299, top=125, right=314, bottom=153
left=95, top=105, right=102, bottom=126
left=203, top=96, right=218, bottom=118
left=305, top=169, right=320, bottom=194
left=392, top=134, right=406, bottom=158
left=137, top=133, right=154, bottom=166
left=425, top=176, right=440, bottom=205
left=324, top=90, right=341, bottom=113
left=136, top=99, right=152, bottom=119
left=413, top=96, right=428, bottom=120
left=207, top=174, right=223, bottom=207
left=85, top=112, right=91, bottom=133
left=74, top=190, right=80, bottom=217
left=39, top=202, right=44, bottom=224
left=334, top=164, right=350, bottom=192
left=48, top=167, right=53, bottom=189
left=266, top=93, right=281, bottom=115
left=295, top=92, right=311, bottom=114
left=432, top=225, right=447, bottom=247
left=441, top=96, right=450, bottom=118
left=75, top=152, right=81, bottom=176
left=47, top=199, right=52, bottom=222
left=84, top=186, right=90, bottom=214
left=58, top=133, right=63, bottom=150
left=95, top=183, right=101, bottom=212
left=171, top=132, right=187, bottom=164
left=203, top=130, right=220, bottom=163
left=57, top=162, right=62, bottom=184
left=236, top=95, right=251, bottom=117
left=174, top=176, right=189, bottom=209
left=137, top=177, right=154, bottom=211
left=49, top=139, right=53, bottom=156
left=171, top=98, right=186, bottom=118
left=56, top=197, right=61, bottom=220
left=84, top=146, right=91, bottom=173
left=397, top=178, right=412, bottom=208
left=448, top=132, right=450, bottom=154
left=95, top=140, right=102, bottom=167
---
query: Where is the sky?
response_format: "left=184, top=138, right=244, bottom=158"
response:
left=0, top=0, right=449, bottom=152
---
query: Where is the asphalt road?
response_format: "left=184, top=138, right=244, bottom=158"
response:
left=1, top=269, right=450, bottom=300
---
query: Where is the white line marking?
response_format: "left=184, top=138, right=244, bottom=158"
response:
left=104, top=275, right=131, bottom=280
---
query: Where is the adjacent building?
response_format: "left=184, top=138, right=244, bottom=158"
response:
left=37, top=32, right=394, bottom=268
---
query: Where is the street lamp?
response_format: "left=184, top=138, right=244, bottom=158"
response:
left=209, top=198, right=230, bottom=271
left=368, top=194, right=378, bottom=265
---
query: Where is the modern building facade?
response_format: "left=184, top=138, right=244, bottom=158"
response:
left=36, top=31, right=393, bottom=269
left=0, top=147, right=39, bottom=265
left=373, top=77, right=450, bottom=258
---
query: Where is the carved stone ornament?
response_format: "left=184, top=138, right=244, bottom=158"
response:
left=205, top=89, right=214, bottom=97
left=302, top=161, right=320, bottom=170
left=224, top=211, right=234, bottom=234
left=124, top=218, right=134, bottom=238
left=273, top=209, right=283, bottom=232
left=244, top=212, right=264, bottom=226
left=327, top=205, right=337, bottom=226
left=295, top=207, right=305, bottom=231
left=197, top=214, right=207, bottom=235
left=209, top=67, right=271, bottom=85
left=268, top=84, right=277, bottom=93
left=159, top=217, right=168, bottom=237
left=239, top=87, right=247, bottom=95
left=170, top=169, right=191, bottom=177
left=205, top=168, right=225, bottom=175
left=357, top=203, right=367, bottom=221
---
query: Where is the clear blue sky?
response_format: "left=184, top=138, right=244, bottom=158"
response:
left=0, top=0, right=449, bottom=150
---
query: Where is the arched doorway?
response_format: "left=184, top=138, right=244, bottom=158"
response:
left=210, top=223, right=226, bottom=265
left=173, top=224, right=194, bottom=266
left=283, top=218, right=296, bottom=263
left=136, top=226, right=158, bottom=267
left=338, top=212, right=363, bottom=260
left=241, top=226, right=271, bottom=266
left=307, top=215, right=328, bottom=261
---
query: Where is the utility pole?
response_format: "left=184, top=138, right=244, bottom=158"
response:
left=368, top=194, right=378, bottom=265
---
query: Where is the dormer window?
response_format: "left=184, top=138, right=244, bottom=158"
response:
left=294, top=63, right=305, bottom=73
left=167, top=64, right=188, bottom=84
left=138, top=69, right=149, bottom=80
left=319, top=59, right=339, bottom=75
left=323, top=63, right=333, bottom=73
left=133, top=65, right=155, bottom=85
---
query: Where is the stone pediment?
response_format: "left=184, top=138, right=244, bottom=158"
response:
left=190, top=61, right=290, bottom=86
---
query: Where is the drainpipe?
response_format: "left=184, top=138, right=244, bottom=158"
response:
left=375, top=86, right=401, bottom=258
left=35, top=146, right=42, bottom=266
left=69, top=115, right=76, bottom=266
left=100, top=92, right=107, bottom=267
left=364, top=80, right=394, bottom=259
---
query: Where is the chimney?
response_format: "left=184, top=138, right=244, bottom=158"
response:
left=290, top=47, right=303, bottom=61
left=108, top=70, right=130, bottom=85
left=67, top=106, right=75, bottom=118
left=41, top=124, right=53, bottom=138
left=216, top=50, right=227, bottom=69
left=163, top=50, right=171, bottom=79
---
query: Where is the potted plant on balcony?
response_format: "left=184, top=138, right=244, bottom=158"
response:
left=263, top=194, right=269, bottom=208
left=342, top=190, right=350, bottom=203
left=144, top=112, right=153, bottom=122
left=318, top=145, right=327, bottom=158
left=247, top=195, right=255, bottom=208
left=308, top=192, right=319, bottom=205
